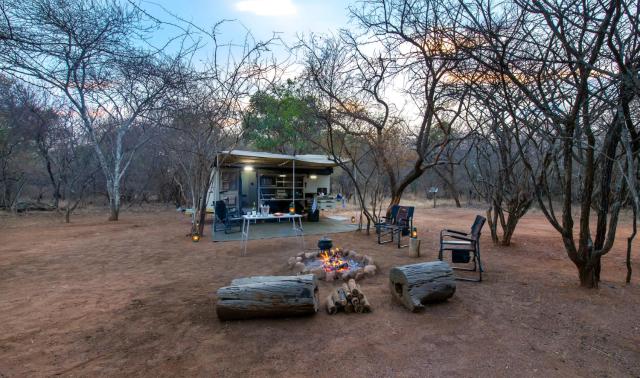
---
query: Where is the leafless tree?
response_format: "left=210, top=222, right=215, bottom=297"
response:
left=162, top=22, right=277, bottom=237
left=299, top=0, right=474, bottom=219
left=0, top=0, right=193, bottom=220
left=457, top=0, right=638, bottom=287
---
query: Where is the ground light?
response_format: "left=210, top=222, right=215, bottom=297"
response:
left=411, top=227, right=418, bottom=238
left=191, top=233, right=200, bottom=242
left=351, top=216, right=356, bottom=223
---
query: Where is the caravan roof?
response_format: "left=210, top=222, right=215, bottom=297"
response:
left=216, top=150, right=339, bottom=169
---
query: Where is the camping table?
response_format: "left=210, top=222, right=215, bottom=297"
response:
left=240, top=214, right=304, bottom=256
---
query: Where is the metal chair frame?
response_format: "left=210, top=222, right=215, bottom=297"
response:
left=438, top=215, right=486, bottom=282
left=375, top=205, right=414, bottom=248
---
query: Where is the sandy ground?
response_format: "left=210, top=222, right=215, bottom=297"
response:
left=0, top=205, right=639, bottom=377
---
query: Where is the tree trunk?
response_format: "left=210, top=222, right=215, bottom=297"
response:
left=486, top=207, right=499, bottom=245
left=107, top=179, right=121, bottom=221
left=108, top=198, right=119, bottom=221
left=389, top=261, right=456, bottom=312
left=216, top=275, right=319, bottom=320
left=627, top=209, right=636, bottom=284
left=578, top=258, right=600, bottom=288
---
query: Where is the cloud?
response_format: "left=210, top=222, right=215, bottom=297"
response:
left=234, top=0, right=298, bottom=16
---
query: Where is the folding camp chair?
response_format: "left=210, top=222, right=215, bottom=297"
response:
left=375, top=205, right=414, bottom=248
left=438, top=215, right=486, bottom=282
left=214, top=200, right=242, bottom=234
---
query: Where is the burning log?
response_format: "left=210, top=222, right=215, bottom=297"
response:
left=389, top=261, right=456, bottom=312
left=216, top=275, right=319, bottom=320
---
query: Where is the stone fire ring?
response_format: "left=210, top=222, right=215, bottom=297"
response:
left=287, top=250, right=377, bottom=281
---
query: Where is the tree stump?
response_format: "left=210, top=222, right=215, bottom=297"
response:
left=409, top=238, right=421, bottom=258
left=216, top=275, right=319, bottom=320
left=389, top=261, right=456, bottom=312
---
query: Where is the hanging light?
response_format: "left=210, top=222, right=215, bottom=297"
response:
left=244, top=165, right=254, bottom=171
left=411, top=227, right=418, bottom=239
left=309, top=174, right=318, bottom=179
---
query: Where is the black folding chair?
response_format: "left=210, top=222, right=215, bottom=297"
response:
left=214, top=200, right=242, bottom=234
left=375, top=205, right=414, bottom=248
left=438, top=215, right=486, bottom=282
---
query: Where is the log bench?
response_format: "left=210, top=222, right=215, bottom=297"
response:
left=389, top=261, right=456, bottom=312
left=216, top=274, right=319, bottom=320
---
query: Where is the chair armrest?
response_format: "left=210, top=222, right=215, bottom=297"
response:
left=441, top=229, right=465, bottom=240
left=444, top=229, right=468, bottom=235
left=445, top=234, right=476, bottom=242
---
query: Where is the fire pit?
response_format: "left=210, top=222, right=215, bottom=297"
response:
left=288, top=237, right=377, bottom=281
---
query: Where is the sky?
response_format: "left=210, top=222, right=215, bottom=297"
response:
left=143, top=0, right=355, bottom=54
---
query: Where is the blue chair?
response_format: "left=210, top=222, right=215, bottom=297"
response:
left=214, top=200, right=242, bottom=234
left=375, top=205, right=414, bottom=248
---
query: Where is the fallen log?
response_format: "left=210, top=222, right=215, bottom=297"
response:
left=326, top=294, right=337, bottom=315
left=389, top=261, right=456, bottom=312
left=331, top=288, right=346, bottom=307
left=216, top=275, right=319, bottom=320
left=337, top=287, right=348, bottom=306
left=341, top=283, right=352, bottom=299
left=361, top=294, right=372, bottom=313
left=350, top=296, right=362, bottom=313
left=347, top=279, right=363, bottom=299
left=344, top=300, right=354, bottom=313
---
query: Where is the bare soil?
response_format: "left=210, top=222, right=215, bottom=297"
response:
left=1, top=205, right=639, bottom=377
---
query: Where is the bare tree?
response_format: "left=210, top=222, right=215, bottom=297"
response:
left=457, top=0, right=637, bottom=287
left=161, top=22, right=277, bottom=237
left=298, top=0, right=474, bottom=218
left=1, top=0, right=192, bottom=220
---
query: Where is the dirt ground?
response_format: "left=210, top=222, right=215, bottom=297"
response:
left=1, top=205, right=639, bottom=377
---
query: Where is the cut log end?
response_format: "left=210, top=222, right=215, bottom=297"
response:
left=389, top=261, right=456, bottom=312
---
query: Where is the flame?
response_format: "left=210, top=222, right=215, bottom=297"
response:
left=319, top=248, right=350, bottom=272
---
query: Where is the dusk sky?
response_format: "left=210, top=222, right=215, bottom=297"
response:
left=146, top=0, right=354, bottom=48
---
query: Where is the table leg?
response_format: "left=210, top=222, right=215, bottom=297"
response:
left=244, top=219, right=251, bottom=256
left=298, top=217, right=305, bottom=249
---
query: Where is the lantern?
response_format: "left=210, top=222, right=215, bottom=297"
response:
left=350, top=216, right=356, bottom=223
left=410, top=227, right=418, bottom=239
left=289, top=202, right=295, bottom=214
left=191, top=233, right=200, bottom=242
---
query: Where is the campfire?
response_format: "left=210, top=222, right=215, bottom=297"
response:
left=288, top=238, right=377, bottom=281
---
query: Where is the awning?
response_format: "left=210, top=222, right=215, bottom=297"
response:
left=215, top=150, right=340, bottom=169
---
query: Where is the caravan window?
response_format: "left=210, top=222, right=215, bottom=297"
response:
left=221, top=171, right=239, bottom=191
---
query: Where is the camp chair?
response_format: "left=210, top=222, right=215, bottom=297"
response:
left=214, top=200, right=242, bottom=234
left=375, top=205, right=414, bottom=248
left=438, top=215, right=486, bottom=282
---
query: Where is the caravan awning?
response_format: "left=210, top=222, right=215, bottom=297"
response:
left=216, top=150, right=340, bottom=169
